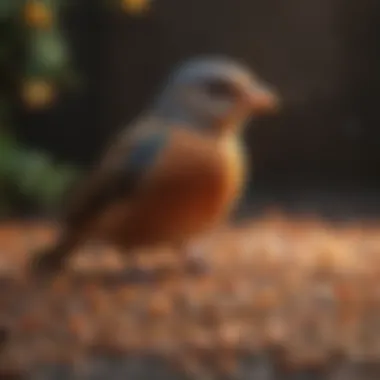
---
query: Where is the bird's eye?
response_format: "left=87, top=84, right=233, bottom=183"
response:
left=203, top=80, right=235, bottom=98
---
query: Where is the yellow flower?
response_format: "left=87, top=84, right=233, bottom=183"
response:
left=121, top=0, right=151, bottom=15
left=24, top=1, right=53, bottom=29
left=21, top=79, right=56, bottom=109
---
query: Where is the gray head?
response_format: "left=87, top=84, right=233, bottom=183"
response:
left=152, top=56, right=280, bottom=134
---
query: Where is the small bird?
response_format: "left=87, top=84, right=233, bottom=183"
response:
left=29, top=56, right=280, bottom=278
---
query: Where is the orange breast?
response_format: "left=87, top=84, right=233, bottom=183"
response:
left=94, top=128, right=246, bottom=248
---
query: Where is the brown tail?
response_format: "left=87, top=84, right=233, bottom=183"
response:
left=29, top=234, right=79, bottom=277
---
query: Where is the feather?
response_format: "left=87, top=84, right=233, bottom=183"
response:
left=63, top=127, right=170, bottom=229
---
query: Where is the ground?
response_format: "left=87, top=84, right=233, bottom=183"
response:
left=1, top=213, right=380, bottom=379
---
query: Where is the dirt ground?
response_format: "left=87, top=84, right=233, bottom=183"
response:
left=1, top=213, right=380, bottom=379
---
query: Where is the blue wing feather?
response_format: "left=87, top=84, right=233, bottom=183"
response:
left=64, top=129, right=170, bottom=227
left=126, top=130, right=169, bottom=176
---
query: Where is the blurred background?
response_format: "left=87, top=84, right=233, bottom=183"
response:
left=2, top=0, right=380, bottom=219
left=2, top=1, right=380, bottom=379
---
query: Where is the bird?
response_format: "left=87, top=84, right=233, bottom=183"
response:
left=29, top=55, right=280, bottom=279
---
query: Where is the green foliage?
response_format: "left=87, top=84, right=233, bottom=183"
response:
left=27, top=30, right=70, bottom=78
left=0, top=131, right=80, bottom=216
left=0, top=2, right=20, bottom=20
left=0, top=0, right=80, bottom=216
left=0, top=0, right=149, bottom=216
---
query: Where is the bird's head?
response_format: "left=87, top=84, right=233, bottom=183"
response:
left=153, top=56, right=280, bottom=135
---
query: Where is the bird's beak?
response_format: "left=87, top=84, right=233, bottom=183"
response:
left=247, top=83, right=281, bottom=115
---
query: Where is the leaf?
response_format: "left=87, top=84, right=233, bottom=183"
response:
left=16, top=151, right=52, bottom=196
left=35, top=163, right=78, bottom=210
left=0, top=1, right=20, bottom=20
left=0, top=132, right=19, bottom=177
left=27, top=29, right=69, bottom=77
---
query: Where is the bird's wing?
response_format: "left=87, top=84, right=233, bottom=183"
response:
left=61, top=119, right=171, bottom=230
